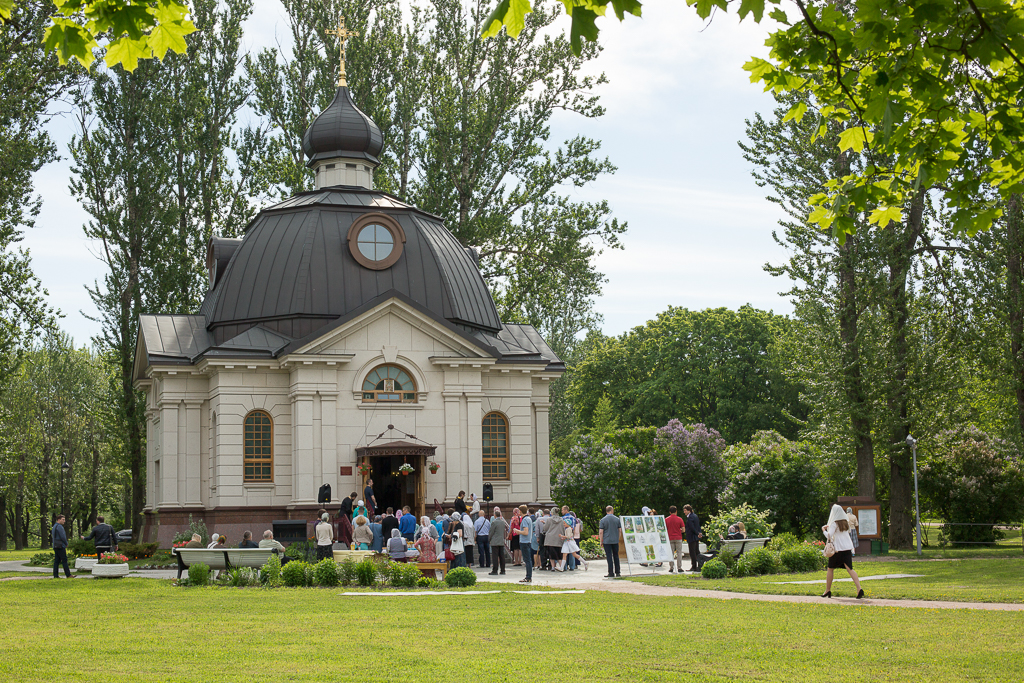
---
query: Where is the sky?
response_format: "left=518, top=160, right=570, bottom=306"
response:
left=22, top=2, right=793, bottom=348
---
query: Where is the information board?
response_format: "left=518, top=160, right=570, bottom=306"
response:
left=855, top=506, right=881, bottom=538
left=621, top=515, right=673, bottom=564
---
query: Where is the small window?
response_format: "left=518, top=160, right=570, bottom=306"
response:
left=244, top=410, right=273, bottom=482
left=347, top=213, right=405, bottom=270
left=357, top=224, right=395, bottom=261
left=482, top=412, right=509, bottom=480
left=362, top=365, right=417, bottom=403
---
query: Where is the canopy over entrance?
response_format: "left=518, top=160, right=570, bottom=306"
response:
left=355, top=440, right=436, bottom=520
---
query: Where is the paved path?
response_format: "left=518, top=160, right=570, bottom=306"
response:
left=771, top=573, right=925, bottom=584
left=4, top=559, right=1022, bottom=611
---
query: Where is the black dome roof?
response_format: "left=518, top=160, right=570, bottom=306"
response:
left=302, top=86, right=383, bottom=166
left=199, top=187, right=503, bottom=345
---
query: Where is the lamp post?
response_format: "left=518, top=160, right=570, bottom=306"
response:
left=61, top=459, right=70, bottom=524
left=905, top=435, right=922, bottom=556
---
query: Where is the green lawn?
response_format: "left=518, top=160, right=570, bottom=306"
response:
left=628, top=558, right=1024, bottom=603
left=0, top=549, right=45, bottom=562
left=0, top=579, right=1021, bottom=681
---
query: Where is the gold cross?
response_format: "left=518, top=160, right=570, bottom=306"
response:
left=327, top=13, right=359, bottom=87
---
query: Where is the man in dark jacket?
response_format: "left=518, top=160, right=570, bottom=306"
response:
left=52, top=515, right=72, bottom=579
left=340, top=492, right=356, bottom=520
left=453, top=491, right=468, bottom=515
left=683, top=505, right=703, bottom=572
left=381, top=508, right=399, bottom=539
left=82, top=515, right=115, bottom=556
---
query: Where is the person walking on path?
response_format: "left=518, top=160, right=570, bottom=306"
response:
left=474, top=513, right=491, bottom=568
left=52, top=515, right=72, bottom=579
left=315, top=512, right=334, bottom=560
left=822, top=504, right=865, bottom=599
left=683, top=505, right=703, bottom=572
left=557, top=518, right=588, bottom=572
left=665, top=506, right=686, bottom=573
left=516, top=505, right=535, bottom=583
left=846, top=507, right=860, bottom=554
left=488, top=507, right=509, bottom=575
left=82, top=515, right=115, bottom=556
left=598, top=506, right=621, bottom=578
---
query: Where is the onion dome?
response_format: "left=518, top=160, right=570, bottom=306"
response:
left=302, top=86, right=383, bottom=167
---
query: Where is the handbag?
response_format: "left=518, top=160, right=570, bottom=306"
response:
left=450, top=532, right=465, bottom=554
left=444, top=549, right=455, bottom=562
left=823, top=532, right=836, bottom=558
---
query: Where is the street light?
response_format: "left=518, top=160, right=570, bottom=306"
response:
left=905, top=435, right=922, bottom=556
left=61, top=459, right=70, bottom=524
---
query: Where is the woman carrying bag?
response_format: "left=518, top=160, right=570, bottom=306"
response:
left=821, top=504, right=865, bottom=599
left=446, top=512, right=468, bottom=568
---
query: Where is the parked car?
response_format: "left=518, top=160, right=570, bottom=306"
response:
left=114, top=529, right=133, bottom=545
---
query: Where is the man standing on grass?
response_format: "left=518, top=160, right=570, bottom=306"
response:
left=598, top=506, right=621, bottom=578
left=684, top=504, right=703, bottom=572
left=52, top=515, right=72, bottom=579
left=665, top=506, right=686, bottom=573
left=82, top=515, right=115, bottom=557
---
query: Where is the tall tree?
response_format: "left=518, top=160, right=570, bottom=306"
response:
left=69, top=3, right=253, bottom=536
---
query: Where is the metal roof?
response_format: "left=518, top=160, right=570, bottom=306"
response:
left=301, top=86, right=383, bottom=166
left=201, top=187, right=503, bottom=338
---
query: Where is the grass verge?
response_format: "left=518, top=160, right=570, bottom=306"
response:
left=628, top=558, right=1024, bottom=603
left=0, top=579, right=1022, bottom=681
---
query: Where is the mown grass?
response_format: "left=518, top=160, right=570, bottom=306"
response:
left=0, top=579, right=1021, bottom=682
left=629, top=558, right=1024, bottom=603
left=0, top=549, right=45, bottom=562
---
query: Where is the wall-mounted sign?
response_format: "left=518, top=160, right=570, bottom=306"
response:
left=340, top=466, right=353, bottom=476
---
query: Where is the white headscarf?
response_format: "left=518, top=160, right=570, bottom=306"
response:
left=827, top=504, right=847, bottom=526
left=451, top=512, right=461, bottom=521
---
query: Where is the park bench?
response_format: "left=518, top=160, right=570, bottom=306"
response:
left=416, top=561, right=449, bottom=579
left=174, top=548, right=274, bottom=580
left=717, top=537, right=770, bottom=557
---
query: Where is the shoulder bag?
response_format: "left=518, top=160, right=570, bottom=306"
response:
left=823, top=531, right=836, bottom=558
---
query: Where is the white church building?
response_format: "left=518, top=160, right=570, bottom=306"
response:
left=133, top=81, right=562, bottom=546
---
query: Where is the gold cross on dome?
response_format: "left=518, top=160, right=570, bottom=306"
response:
left=327, top=13, right=359, bottom=87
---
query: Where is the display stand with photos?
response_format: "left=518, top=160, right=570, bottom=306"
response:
left=620, top=514, right=673, bottom=575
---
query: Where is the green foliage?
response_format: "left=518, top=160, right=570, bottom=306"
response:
left=390, top=562, right=423, bottom=588
left=172, top=515, right=210, bottom=546
left=354, top=559, right=377, bottom=587
left=553, top=421, right=726, bottom=524
left=722, top=431, right=828, bottom=537
left=767, top=533, right=804, bottom=551
left=734, top=547, right=781, bottom=577
left=443, top=567, right=477, bottom=588
left=68, top=539, right=95, bottom=557
left=417, top=576, right=445, bottom=589
left=29, top=551, right=54, bottom=566
left=29, top=0, right=196, bottom=70
left=579, top=538, right=604, bottom=559
left=700, top=559, right=728, bottom=580
left=484, top=0, right=1024, bottom=241
left=187, top=562, right=210, bottom=586
left=118, top=542, right=159, bottom=560
left=281, top=560, right=308, bottom=588
left=260, top=555, right=283, bottom=588
left=919, top=428, right=1024, bottom=544
left=312, top=558, right=339, bottom=587
left=226, top=567, right=260, bottom=587
left=779, top=545, right=827, bottom=574
left=715, top=545, right=736, bottom=573
left=569, top=306, right=805, bottom=444
left=589, top=395, right=618, bottom=437
left=338, top=558, right=357, bottom=587
left=285, top=540, right=317, bottom=564
left=705, top=505, right=776, bottom=551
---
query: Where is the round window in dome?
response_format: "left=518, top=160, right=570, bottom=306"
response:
left=347, top=213, right=406, bottom=270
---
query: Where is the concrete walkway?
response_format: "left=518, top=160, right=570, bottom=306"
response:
left=4, top=558, right=1023, bottom=611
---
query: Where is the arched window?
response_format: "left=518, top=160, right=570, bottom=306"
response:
left=243, top=410, right=273, bottom=482
left=362, top=365, right=417, bottom=403
left=482, top=412, right=509, bottom=480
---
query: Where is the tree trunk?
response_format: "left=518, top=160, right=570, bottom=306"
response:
left=838, top=233, right=876, bottom=499
left=0, top=492, right=7, bottom=551
left=1006, top=194, right=1024, bottom=441
left=886, top=191, right=925, bottom=549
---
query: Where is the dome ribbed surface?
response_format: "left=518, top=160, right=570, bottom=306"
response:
left=302, top=86, right=383, bottom=166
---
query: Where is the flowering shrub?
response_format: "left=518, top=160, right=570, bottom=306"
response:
left=919, top=427, right=1024, bottom=544
left=98, top=552, right=129, bottom=565
left=704, top=504, right=776, bottom=550
left=721, top=430, right=828, bottom=537
left=552, top=421, right=727, bottom=523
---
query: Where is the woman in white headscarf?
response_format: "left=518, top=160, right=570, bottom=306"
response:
left=821, top=504, right=864, bottom=599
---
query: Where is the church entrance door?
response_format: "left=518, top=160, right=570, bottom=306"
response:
left=355, top=440, right=435, bottom=520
